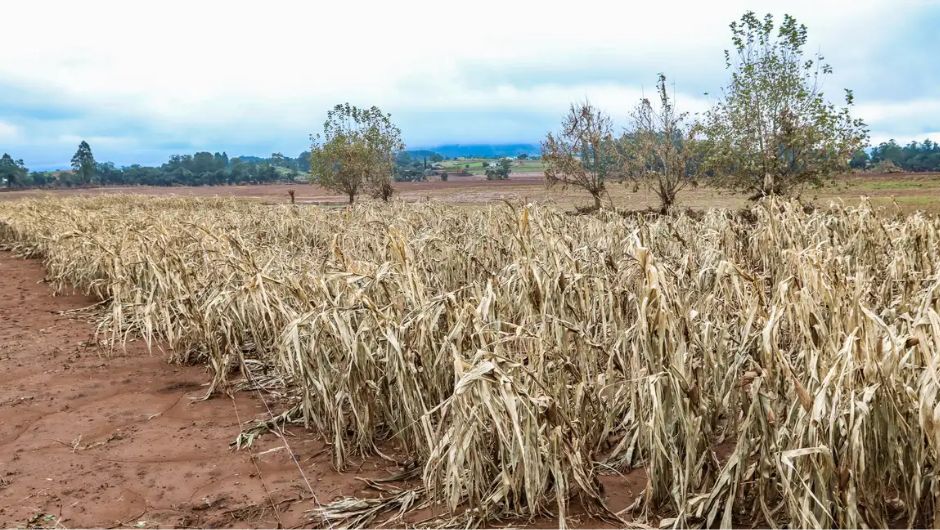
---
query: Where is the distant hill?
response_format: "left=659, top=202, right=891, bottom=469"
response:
left=409, top=144, right=540, bottom=159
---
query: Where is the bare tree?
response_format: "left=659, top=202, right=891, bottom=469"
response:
left=542, top=102, right=623, bottom=210
left=624, top=74, right=701, bottom=214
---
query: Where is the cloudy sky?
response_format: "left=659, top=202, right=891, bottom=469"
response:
left=2, top=0, right=938, bottom=169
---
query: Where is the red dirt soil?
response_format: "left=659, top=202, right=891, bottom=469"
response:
left=0, top=252, right=646, bottom=528
left=0, top=174, right=551, bottom=206
left=0, top=252, right=395, bottom=528
left=5, top=172, right=939, bottom=213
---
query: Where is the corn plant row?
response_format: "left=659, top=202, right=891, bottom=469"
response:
left=2, top=195, right=940, bottom=528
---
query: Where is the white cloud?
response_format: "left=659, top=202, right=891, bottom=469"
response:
left=0, top=121, right=19, bottom=141
left=0, top=0, right=936, bottom=166
left=856, top=99, right=940, bottom=145
left=857, top=99, right=940, bottom=123
left=869, top=131, right=940, bottom=147
left=56, top=134, right=136, bottom=146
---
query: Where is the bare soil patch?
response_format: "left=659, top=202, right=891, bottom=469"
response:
left=3, top=172, right=938, bottom=213
left=0, top=252, right=643, bottom=528
left=0, top=252, right=391, bottom=528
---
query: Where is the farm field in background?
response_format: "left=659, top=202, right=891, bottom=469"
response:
left=3, top=2, right=940, bottom=528
left=2, top=172, right=940, bottom=213
left=438, top=157, right=547, bottom=175
left=3, top=194, right=940, bottom=527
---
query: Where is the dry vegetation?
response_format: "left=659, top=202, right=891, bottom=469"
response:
left=3, top=196, right=940, bottom=528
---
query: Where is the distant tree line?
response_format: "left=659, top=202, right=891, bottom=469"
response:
left=1, top=142, right=311, bottom=189
left=2, top=137, right=484, bottom=193
left=850, top=139, right=940, bottom=172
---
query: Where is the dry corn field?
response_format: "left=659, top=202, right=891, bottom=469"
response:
left=3, top=195, right=940, bottom=528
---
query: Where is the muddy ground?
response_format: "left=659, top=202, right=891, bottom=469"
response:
left=0, top=252, right=401, bottom=528
left=3, top=172, right=939, bottom=213
left=0, top=252, right=644, bottom=528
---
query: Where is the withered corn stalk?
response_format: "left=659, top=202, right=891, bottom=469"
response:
left=2, top=195, right=940, bottom=527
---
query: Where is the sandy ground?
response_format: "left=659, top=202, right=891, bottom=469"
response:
left=0, top=252, right=645, bottom=528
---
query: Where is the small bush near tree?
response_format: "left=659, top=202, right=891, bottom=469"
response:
left=485, top=159, right=512, bottom=180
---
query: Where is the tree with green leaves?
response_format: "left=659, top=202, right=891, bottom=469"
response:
left=296, top=151, right=311, bottom=172
left=310, top=103, right=404, bottom=203
left=270, top=152, right=287, bottom=167
left=869, top=139, right=940, bottom=172
left=849, top=149, right=870, bottom=170
left=95, top=161, right=125, bottom=185
left=624, top=74, right=702, bottom=214
left=0, top=153, right=28, bottom=188
left=484, top=158, right=512, bottom=180
left=71, top=141, right=97, bottom=185
left=542, top=101, right=623, bottom=209
left=702, top=12, right=868, bottom=198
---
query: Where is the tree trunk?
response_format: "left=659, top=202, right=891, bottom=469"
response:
left=348, top=191, right=355, bottom=204
left=593, top=193, right=601, bottom=210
